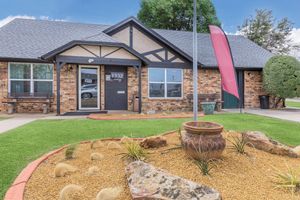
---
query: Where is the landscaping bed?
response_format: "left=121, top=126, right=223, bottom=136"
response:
left=24, top=131, right=300, bottom=200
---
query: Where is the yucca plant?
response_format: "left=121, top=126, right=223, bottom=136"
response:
left=272, top=165, right=300, bottom=193
left=65, top=144, right=77, bottom=160
left=120, top=141, right=147, bottom=161
left=226, top=134, right=250, bottom=154
left=194, top=159, right=216, bottom=176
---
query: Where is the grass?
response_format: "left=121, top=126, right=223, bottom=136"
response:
left=286, top=100, right=300, bottom=109
left=1, top=113, right=300, bottom=198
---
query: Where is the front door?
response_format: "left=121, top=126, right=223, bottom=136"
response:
left=223, top=70, right=244, bottom=109
left=79, top=66, right=99, bottom=110
left=105, top=66, right=128, bottom=110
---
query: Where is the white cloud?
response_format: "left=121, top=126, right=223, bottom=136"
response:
left=0, top=15, right=67, bottom=28
left=289, top=28, right=300, bottom=59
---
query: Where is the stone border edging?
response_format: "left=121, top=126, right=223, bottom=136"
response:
left=4, top=130, right=176, bottom=200
left=4, top=146, right=66, bottom=200
left=87, top=114, right=204, bottom=120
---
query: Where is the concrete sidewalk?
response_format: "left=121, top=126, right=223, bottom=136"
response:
left=0, top=117, right=37, bottom=134
left=225, top=108, right=300, bottom=123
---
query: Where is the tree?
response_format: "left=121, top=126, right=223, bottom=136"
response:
left=238, top=9, right=299, bottom=55
left=137, top=0, right=221, bottom=33
left=263, top=55, right=300, bottom=108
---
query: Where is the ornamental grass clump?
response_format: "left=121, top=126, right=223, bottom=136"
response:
left=59, top=184, right=83, bottom=200
left=194, top=159, right=216, bottom=176
left=226, top=134, right=250, bottom=154
left=65, top=144, right=77, bottom=160
left=121, top=140, right=147, bottom=161
left=272, top=165, right=300, bottom=193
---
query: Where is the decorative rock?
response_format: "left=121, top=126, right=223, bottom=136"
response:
left=243, top=131, right=298, bottom=158
left=107, top=141, right=122, bottom=150
left=90, top=152, right=104, bottom=161
left=96, top=187, right=122, bottom=200
left=59, top=184, right=82, bottom=200
left=126, top=161, right=221, bottom=200
left=91, top=140, right=105, bottom=149
left=140, top=136, right=167, bottom=149
left=54, top=163, right=77, bottom=177
left=86, top=166, right=100, bottom=176
left=292, top=145, right=300, bottom=155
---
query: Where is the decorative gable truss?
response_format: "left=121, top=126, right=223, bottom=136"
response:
left=105, top=17, right=191, bottom=67
left=60, top=44, right=139, bottom=60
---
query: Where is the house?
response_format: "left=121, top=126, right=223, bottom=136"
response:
left=0, top=17, right=273, bottom=115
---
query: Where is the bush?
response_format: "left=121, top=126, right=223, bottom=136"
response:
left=121, top=141, right=147, bottom=161
left=263, top=55, right=300, bottom=108
left=65, top=144, right=77, bottom=160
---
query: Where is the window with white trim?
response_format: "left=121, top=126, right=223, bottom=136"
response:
left=148, top=68, right=183, bottom=98
left=9, top=63, right=53, bottom=97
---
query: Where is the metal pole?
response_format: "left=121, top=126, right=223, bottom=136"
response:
left=193, top=0, right=198, bottom=121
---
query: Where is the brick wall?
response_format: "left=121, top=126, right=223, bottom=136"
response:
left=137, top=67, right=221, bottom=113
left=0, top=62, right=8, bottom=112
left=0, top=61, right=280, bottom=114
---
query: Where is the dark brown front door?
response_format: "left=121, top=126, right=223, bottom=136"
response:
left=105, top=66, right=128, bottom=110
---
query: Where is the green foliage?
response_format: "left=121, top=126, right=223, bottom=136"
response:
left=121, top=140, right=147, bottom=161
left=226, top=134, right=249, bottom=154
left=194, top=159, right=216, bottom=176
left=263, top=55, right=300, bottom=103
left=272, top=165, right=300, bottom=193
left=65, top=144, right=77, bottom=160
left=137, top=0, right=221, bottom=33
left=238, top=9, right=298, bottom=54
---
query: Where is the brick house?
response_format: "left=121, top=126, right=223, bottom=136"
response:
left=0, top=17, right=273, bottom=115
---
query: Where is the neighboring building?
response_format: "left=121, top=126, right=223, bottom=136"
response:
left=0, top=17, right=274, bottom=114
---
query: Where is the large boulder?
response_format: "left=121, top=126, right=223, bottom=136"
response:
left=140, top=136, right=167, bottom=149
left=126, top=161, right=221, bottom=200
left=243, top=131, right=298, bottom=158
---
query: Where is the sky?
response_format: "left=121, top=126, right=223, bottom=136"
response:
left=0, top=0, right=299, bottom=56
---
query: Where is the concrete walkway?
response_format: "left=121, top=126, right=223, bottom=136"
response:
left=0, top=114, right=87, bottom=134
left=225, top=108, right=300, bottom=123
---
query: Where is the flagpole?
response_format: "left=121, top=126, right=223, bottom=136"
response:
left=193, top=0, right=198, bottom=121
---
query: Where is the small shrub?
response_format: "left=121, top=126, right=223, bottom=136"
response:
left=194, top=159, right=216, bottom=176
left=227, top=134, right=249, bottom=154
left=272, top=165, right=300, bottom=193
left=91, top=140, right=104, bottom=149
left=86, top=166, right=100, bottom=176
left=59, top=184, right=83, bottom=200
left=96, top=187, right=122, bottom=200
left=90, top=152, right=104, bottom=161
left=54, top=163, right=77, bottom=177
left=65, top=144, right=77, bottom=160
left=121, top=141, right=147, bottom=161
left=107, top=141, right=122, bottom=150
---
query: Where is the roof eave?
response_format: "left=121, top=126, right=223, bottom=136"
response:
left=41, top=40, right=150, bottom=65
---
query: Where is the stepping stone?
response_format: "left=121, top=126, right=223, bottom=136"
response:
left=126, top=161, right=221, bottom=200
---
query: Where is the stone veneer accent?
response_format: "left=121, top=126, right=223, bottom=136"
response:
left=244, top=70, right=264, bottom=108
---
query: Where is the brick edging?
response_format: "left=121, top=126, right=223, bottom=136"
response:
left=4, top=130, right=176, bottom=200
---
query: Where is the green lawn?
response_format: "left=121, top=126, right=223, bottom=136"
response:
left=286, top=100, right=300, bottom=108
left=1, top=113, right=300, bottom=198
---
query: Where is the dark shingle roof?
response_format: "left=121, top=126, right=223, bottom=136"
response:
left=0, top=18, right=273, bottom=68
left=154, top=29, right=273, bottom=68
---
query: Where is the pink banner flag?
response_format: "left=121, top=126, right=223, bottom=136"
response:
left=209, top=25, right=240, bottom=99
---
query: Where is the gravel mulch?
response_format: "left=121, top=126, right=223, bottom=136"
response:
left=24, top=132, right=300, bottom=200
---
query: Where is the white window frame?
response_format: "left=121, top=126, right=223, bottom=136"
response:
left=148, top=68, right=183, bottom=99
left=8, top=62, right=54, bottom=97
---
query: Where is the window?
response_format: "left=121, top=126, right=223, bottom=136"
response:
left=9, top=63, right=53, bottom=97
left=149, top=68, right=183, bottom=98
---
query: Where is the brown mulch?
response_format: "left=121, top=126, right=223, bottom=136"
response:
left=24, top=132, right=300, bottom=200
left=88, top=112, right=204, bottom=120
